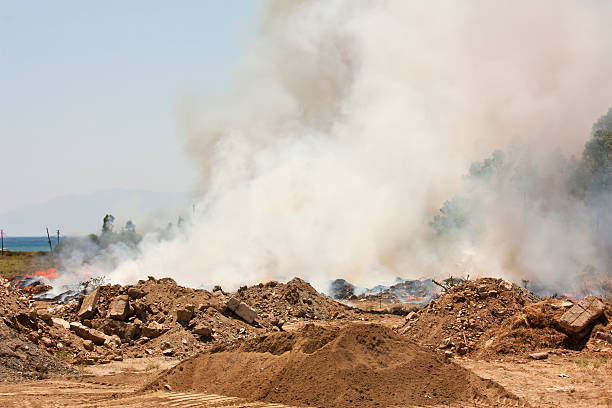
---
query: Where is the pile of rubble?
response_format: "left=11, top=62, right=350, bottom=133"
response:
left=0, top=278, right=76, bottom=381
left=398, top=277, right=612, bottom=358
left=4, top=276, right=361, bottom=368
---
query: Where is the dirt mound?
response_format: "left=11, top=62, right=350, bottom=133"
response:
left=471, top=300, right=572, bottom=358
left=400, top=278, right=612, bottom=358
left=149, top=323, right=526, bottom=407
left=0, top=278, right=75, bottom=381
left=237, top=277, right=355, bottom=322
left=399, top=278, right=541, bottom=356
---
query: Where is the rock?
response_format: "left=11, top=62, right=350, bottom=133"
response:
left=52, top=318, right=70, bottom=330
left=141, top=321, right=168, bottom=339
left=37, top=308, right=52, bottom=322
left=226, top=297, right=257, bottom=324
left=594, top=330, right=612, bottom=344
left=109, top=295, right=130, bottom=321
left=70, top=321, right=107, bottom=345
left=127, top=287, right=145, bottom=299
left=528, top=352, right=549, bottom=360
left=162, top=348, right=174, bottom=356
left=192, top=325, right=212, bottom=337
left=104, top=335, right=121, bottom=348
left=78, top=287, right=100, bottom=319
left=97, top=319, right=140, bottom=341
left=41, top=337, right=53, bottom=347
left=164, top=384, right=172, bottom=391
left=558, top=295, right=605, bottom=336
left=174, top=308, right=193, bottom=323
left=83, top=340, right=95, bottom=351
left=226, top=297, right=241, bottom=312
left=439, top=337, right=453, bottom=349
left=213, top=285, right=222, bottom=292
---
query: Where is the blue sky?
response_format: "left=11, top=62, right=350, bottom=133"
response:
left=0, top=1, right=259, bottom=215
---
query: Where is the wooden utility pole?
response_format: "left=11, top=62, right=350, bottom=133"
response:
left=1, top=229, right=4, bottom=256
left=56, top=229, right=60, bottom=245
left=46, top=227, right=53, bottom=255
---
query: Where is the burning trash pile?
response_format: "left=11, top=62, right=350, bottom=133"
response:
left=397, top=277, right=612, bottom=358
left=2, top=275, right=363, bottom=368
left=330, top=277, right=438, bottom=303
left=329, top=277, right=439, bottom=314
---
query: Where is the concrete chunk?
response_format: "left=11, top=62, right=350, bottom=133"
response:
left=235, top=302, right=257, bottom=324
left=226, top=296, right=241, bottom=312
left=78, top=287, right=100, bottom=320
left=52, top=318, right=70, bottom=330
left=70, top=321, right=107, bottom=345
left=225, top=296, right=256, bottom=323
left=558, top=295, right=604, bottom=336
left=109, top=295, right=130, bottom=321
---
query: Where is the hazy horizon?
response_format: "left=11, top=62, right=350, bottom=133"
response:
left=0, top=1, right=259, bottom=215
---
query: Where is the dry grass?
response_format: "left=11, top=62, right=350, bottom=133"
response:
left=0, top=251, right=55, bottom=280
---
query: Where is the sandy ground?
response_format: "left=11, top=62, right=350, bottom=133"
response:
left=459, top=354, right=612, bottom=408
left=0, top=352, right=610, bottom=407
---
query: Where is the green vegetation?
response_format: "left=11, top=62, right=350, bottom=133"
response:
left=55, top=350, right=71, bottom=361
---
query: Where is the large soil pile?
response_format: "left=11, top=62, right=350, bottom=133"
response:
left=399, top=278, right=541, bottom=355
left=237, top=277, right=354, bottom=321
left=149, top=323, right=526, bottom=407
left=0, top=278, right=75, bottom=381
left=400, top=278, right=612, bottom=358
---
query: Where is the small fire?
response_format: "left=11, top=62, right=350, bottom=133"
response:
left=10, top=268, right=58, bottom=290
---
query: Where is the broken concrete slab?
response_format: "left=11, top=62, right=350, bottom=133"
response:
left=108, top=295, right=130, bottom=321
left=96, top=320, right=140, bottom=341
left=235, top=302, right=257, bottom=324
left=226, top=296, right=241, bottom=312
left=226, top=296, right=257, bottom=324
left=51, top=317, right=70, bottom=330
left=78, top=287, right=100, bottom=320
left=558, top=295, right=605, bottom=336
left=70, top=321, right=107, bottom=345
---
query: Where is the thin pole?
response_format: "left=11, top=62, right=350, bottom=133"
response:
left=46, top=227, right=53, bottom=255
left=56, top=229, right=60, bottom=245
left=1, top=229, right=4, bottom=255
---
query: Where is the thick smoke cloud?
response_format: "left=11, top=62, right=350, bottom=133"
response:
left=105, top=1, right=612, bottom=293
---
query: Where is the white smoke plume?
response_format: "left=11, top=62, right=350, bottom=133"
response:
left=103, top=0, right=612, bottom=293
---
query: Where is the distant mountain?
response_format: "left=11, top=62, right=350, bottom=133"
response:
left=0, top=189, right=190, bottom=236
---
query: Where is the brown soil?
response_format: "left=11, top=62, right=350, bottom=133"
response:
left=400, top=278, right=543, bottom=355
left=149, top=323, right=527, bottom=407
left=0, top=278, right=75, bottom=381
left=400, top=278, right=612, bottom=359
